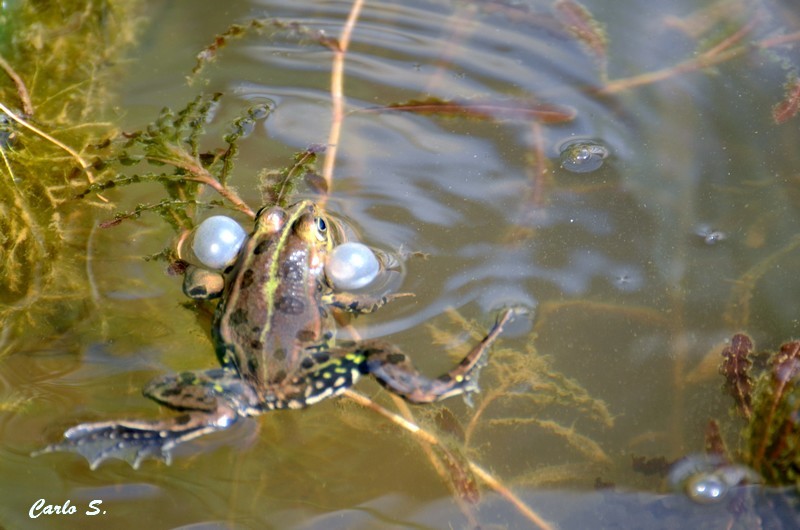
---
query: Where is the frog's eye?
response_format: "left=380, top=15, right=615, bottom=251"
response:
left=314, top=216, right=328, bottom=240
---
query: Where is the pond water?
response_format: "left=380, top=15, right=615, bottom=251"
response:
left=2, top=0, right=800, bottom=528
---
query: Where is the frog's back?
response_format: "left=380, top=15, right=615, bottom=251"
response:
left=214, top=222, right=328, bottom=388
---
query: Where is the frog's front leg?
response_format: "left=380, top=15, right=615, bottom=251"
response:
left=34, top=369, right=256, bottom=469
left=360, top=309, right=513, bottom=404
left=325, top=291, right=414, bottom=314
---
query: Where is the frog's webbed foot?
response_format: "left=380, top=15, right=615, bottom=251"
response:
left=361, top=309, right=514, bottom=404
left=33, top=410, right=237, bottom=470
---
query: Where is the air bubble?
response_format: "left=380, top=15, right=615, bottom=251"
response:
left=695, top=224, right=727, bottom=245
left=685, top=473, right=728, bottom=504
left=668, top=454, right=760, bottom=505
left=559, top=140, right=609, bottom=173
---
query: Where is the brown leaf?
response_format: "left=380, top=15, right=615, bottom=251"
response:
left=772, top=78, right=800, bottom=124
left=719, top=333, right=754, bottom=419
left=374, top=97, right=576, bottom=124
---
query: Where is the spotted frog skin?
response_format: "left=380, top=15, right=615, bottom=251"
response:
left=36, top=201, right=511, bottom=469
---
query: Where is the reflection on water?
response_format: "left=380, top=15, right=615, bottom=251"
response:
left=3, top=0, right=800, bottom=528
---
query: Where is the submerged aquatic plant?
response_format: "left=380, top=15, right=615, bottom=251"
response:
left=745, top=339, right=800, bottom=485
left=420, top=310, right=613, bottom=486
left=78, top=92, right=327, bottom=240
left=81, top=93, right=263, bottom=229
left=716, top=333, right=800, bottom=488
left=0, top=0, right=140, bottom=356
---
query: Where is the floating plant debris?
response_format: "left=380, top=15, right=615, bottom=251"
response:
left=370, top=96, right=576, bottom=124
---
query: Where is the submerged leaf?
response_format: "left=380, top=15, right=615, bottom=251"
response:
left=719, top=333, right=754, bottom=419
left=371, top=97, right=576, bottom=124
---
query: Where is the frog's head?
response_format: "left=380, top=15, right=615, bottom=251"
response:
left=253, top=201, right=333, bottom=254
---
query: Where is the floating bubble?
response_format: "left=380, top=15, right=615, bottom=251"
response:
left=609, top=265, right=643, bottom=292
left=192, top=215, right=247, bottom=270
left=695, top=224, right=727, bottom=245
left=668, top=454, right=760, bottom=505
left=685, top=472, right=728, bottom=504
left=559, top=140, right=609, bottom=173
left=326, top=242, right=380, bottom=291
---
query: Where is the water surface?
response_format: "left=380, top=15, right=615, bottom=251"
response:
left=3, top=0, right=800, bottom=528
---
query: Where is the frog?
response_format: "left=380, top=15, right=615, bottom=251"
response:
left=35, top=200, right=513, bottom=469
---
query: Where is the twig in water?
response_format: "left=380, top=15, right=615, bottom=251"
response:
left=343, top=389, right=555, bottom=530
left=321, top=0, right=365, bottom=196
left=0, top=100, right=100, bottom=190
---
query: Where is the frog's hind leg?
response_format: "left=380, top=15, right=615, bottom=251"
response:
left=361, top=310, right=513, bottom=404
left=34, top=410, right=238, bottom=470
left=275, top=350, right=367, bottom=408
left=34, top=369, right=253, bottom=469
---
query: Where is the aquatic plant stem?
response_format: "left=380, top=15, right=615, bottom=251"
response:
left=525, top=121, right=549, bottom=209
left=599, top=19, right=800, bottom=95
left=343, top=389, right=555, bottom=530
left=390, top=395, right=481, bottom=525
left=321, top=0, right=365, bottom=195
left=0, top=55, right=34, bottom=116
left=150, top=150, right=255, bottom=218
left=0, top=101, right=98, bottom=186
left=723, top=233, right=800, bottom=329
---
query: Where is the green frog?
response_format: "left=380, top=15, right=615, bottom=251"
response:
left=36, top=200, right=512, bottom=469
